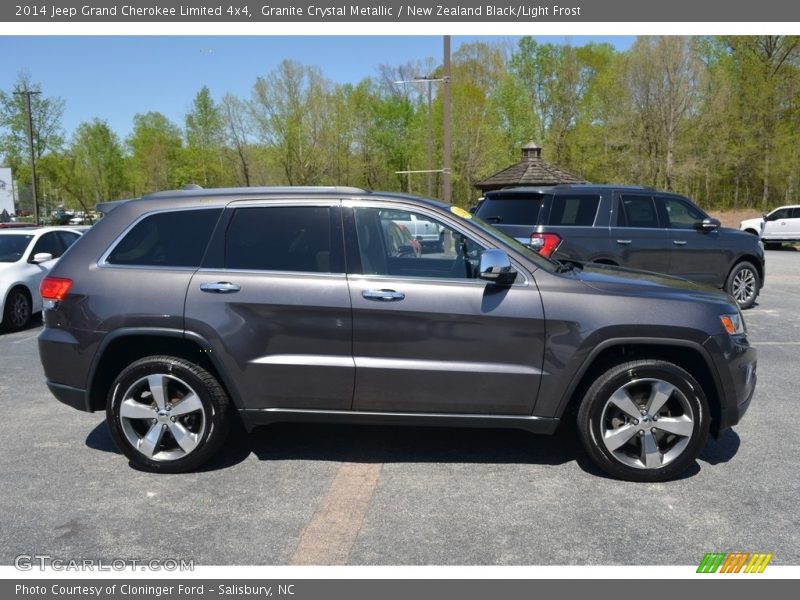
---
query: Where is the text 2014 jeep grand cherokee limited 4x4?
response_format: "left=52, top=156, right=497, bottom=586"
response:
left=38, top=187, right=757, bottom=481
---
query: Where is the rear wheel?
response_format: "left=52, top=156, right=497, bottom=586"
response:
left=577, top=360, right=710, bottom=482
left=2, top=287, right=32, bottom=331
left=725, top=261, right=760, bottom=309
left=106, top=356, right=230, bottom=473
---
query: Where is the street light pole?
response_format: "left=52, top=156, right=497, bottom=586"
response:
left=14, top=89, right=41, bottom=225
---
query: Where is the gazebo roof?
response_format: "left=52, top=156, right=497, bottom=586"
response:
left=476, top=142, right=586, bottom=193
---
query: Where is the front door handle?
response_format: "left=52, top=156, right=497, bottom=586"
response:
left=672, top=240, right=687, bottom=246
left=200, top=282, right=241, bottom=294
left=616, top=239, right=632, bottom=245
left=362, top=289, right=405, bottom=302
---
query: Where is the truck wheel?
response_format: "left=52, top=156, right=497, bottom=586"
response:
left=106, top=356, right=230, bottom=473
left=577, top=360, right=709, bottom=482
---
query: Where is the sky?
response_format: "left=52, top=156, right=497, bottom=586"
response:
left=1, top=35, right=636, bottom=141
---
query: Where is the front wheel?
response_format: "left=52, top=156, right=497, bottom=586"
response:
left=577, top=360, right=710, bottom=482
left=725, top=261, right=760, bottom=309
left=106, top=356, right=230, bottom=473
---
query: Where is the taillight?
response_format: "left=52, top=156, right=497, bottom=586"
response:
left=40, top=277, right=72, bottom=302
left=530, top=233, right=561, bottom=258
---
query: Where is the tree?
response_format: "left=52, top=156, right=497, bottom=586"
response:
left=185, top=86, right=225, bottom=187
left=0, top=72, right=65, bottom=211
left=64, top=119, right=127, bottom=208
left=127, top=112, right=183, bottom=194
left=250, top=60, right=333, bottom=185
left=221, top=93, right=254, bottom=187
left=624, top=36, right=699, bottom=190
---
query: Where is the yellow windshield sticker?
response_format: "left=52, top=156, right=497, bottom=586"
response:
left=450, top=206, right=472, bottom=219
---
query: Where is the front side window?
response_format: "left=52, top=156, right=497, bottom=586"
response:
left=768, top=208, right=791, bottom=220
left=619, top=195, right=659, bottom=228
left=31, top=232, right=64, bottom=259
left=107, top=209, right=222, bottom=267
left=660, top=197, right=706, bottom=229
left=225, top=206, right=334, bottom=273
left=354, top=207, right=484, bottom=279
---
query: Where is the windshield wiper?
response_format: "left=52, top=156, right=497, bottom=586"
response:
left=484, top=216, right=503, bottom=223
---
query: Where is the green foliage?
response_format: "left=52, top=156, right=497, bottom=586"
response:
left=3, top=37, right=800, bottom=213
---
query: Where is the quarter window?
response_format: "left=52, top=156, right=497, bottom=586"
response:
left=225, top=206, right=335, bottom=273
left=549, top=194, right=600, bottom=226
left=106, top=209, right=221, bottom=267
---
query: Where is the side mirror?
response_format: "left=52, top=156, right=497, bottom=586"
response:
left=31, top=252, right=53, bottom=264
left=479, top=249, right=517, bottom=285
left=697, top=218, right=720, bottom=232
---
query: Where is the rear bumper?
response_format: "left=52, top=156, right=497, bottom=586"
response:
left=47, top=381, right=92, bottom=412
left=704, top=333, right=757, bottom=436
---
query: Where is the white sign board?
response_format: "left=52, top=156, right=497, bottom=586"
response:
left=0, top=167, right=14, bottom=216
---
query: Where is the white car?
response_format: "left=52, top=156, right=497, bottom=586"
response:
left=0, top=227, right=82, bottom=331
left=740, top=205, right=800, bottom=247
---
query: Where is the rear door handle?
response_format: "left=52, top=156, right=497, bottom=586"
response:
left=672, top=240, right=687, bottom=246
left=362, top=289, right=405, bottom=302
left=616, top=239, right=632, bottom=245
left=200, top=282, right=241, bottom=294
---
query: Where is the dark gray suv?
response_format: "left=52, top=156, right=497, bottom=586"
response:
left=38, top=187, right=757, bottom=481
left=474, top=185, right=765, bottom=309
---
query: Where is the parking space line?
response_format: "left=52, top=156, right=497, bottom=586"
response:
left=290, top=461, right=383, bottom=565
left=11, top=333, right=40, bottom=344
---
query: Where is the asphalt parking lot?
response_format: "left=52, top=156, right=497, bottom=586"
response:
left=0, top=249, right=798, bottom=567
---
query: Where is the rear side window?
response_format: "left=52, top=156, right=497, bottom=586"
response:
left=548, top=194, right=600, bottom=226
left=475, top=193, right=550, bottom=225
left=619, top=195, right=659, bottom=228
left=106, top=209, right=221, bottom=267
left=225, top=206, right=335, bottom=273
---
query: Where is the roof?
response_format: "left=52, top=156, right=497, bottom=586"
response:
left=475, top=143, right=586, bottom=192
left=98, top=186, right=449, bottom=214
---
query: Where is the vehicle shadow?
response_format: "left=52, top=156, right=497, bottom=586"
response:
left=699, top=429, right=741, bottom=465
left=86, top=417, right=739, bottom=478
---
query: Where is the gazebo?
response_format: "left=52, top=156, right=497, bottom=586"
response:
left=475, top=142, right=586, bottom=195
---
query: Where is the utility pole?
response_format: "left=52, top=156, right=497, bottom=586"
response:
left=443, top=35, right=452, bottom=204
left=14, top=89, right=41, bottom=225
left=394, top=75, right=444, bottom=198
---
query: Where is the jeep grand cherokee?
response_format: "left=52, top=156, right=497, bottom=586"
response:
left=38, top=187, right=757, bottom=481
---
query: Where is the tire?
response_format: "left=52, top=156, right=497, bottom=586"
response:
left=577, top=360, right=710, bottom=482
left=725, top=261, right=760, bottom=309
left=106, top=356, right=230, bottom=473
left=2, top=287, right=32, bottom=331
left=763, top=241, right=781, bottom=250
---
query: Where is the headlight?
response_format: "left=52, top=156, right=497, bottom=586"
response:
left=720, top=313, right=745, bottom=335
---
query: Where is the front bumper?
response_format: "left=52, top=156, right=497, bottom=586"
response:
left=703, top=333, right=757, bottom=436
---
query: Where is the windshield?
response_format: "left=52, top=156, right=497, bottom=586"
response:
left=0, top=235, right=33, bottom=263
left=448, top=206, right=558, bottom=272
